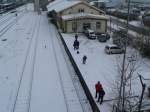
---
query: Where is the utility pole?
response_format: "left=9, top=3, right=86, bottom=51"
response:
left=34, top=0, right=40, bottom=14
left=118, top=0, right=131, bottom=112
left=138, top=75, right=146, bottom=112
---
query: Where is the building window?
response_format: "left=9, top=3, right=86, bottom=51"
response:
left=96, top=22, right=101, bottom=29
left=78, top=8, right=84, bottom=13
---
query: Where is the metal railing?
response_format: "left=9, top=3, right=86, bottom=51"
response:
left=58, top=31, right=100, bottom=112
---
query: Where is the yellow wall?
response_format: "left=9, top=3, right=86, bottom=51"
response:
left=65, top=19, right=107, bottom=33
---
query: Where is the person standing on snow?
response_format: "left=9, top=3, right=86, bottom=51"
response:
left=95, top=81, right=102, bottom=100
left=98, top=87, right=105, bottom=104
left=73, top=39, right=79, bottom=50
left=82, top=55, right=87, bottom=64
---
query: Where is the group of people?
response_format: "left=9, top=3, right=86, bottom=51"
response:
left=95, top=81, right=105, bottom=104
left=73, top=34, right=87, bottom=64
left=73, top=34, right=105, bottom=104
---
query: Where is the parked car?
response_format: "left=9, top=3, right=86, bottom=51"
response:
left=105, top=44, right=124, bottom=54
left=97, top=34, right=107, bottom=42
left=84, top=29, right=96, bottom=40
left=97, top=33, right=110, bottom=42
left=96, top=33, right=110, bottom=40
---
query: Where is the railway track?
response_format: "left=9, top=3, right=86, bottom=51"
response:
left=0, top=14, right=14, bottom=24
left=55, top=30, right=92, bottom=112
left=11, top=15, right=41, bottom=112
left=0, top=12, right=26, bottom=38
left=49, top=23, right=92, bottom=112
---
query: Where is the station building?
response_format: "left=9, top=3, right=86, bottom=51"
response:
left=47, top=0, right=108, bottom=33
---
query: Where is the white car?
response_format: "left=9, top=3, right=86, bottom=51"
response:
left=105, top=44, right=125, bottom=54
left=84, top=29, right=96, bottom=40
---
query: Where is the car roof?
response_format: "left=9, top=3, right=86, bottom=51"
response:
left=87, top=29, right=94, bottom=32
left=106, top=44, right=118, bottom=47
left=101, top=33, right=107, bottom=36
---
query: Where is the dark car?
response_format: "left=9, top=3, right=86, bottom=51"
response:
left=97, top=34, right=107, bottom=42
left=97, top=33, right=110, bottom=42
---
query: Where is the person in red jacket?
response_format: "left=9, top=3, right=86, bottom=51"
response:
left=95, top=81, right=102, bottom=100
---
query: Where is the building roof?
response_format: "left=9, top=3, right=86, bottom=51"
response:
left=47, top=0, right=105, bottom=14
left=47, top=0, right=81, bottom=12
left=62, top=13, right=108, bottom=21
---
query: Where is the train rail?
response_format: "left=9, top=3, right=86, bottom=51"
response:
left=49, top=23, right=92, bottom=112
left=11, top=15, right=41, bottom=112
left=0, top=14, right=15, bottom=26
left=0, top=12, right=26, bottom=38
left=4, top=12, right=92, bottom=112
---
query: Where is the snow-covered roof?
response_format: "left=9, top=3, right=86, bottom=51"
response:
left=90, top=0, right=110, bottom=3
left=47, top=0, right=105, bottom=14
left=62, top=13, right=108, bottom=21
left=47, top=0, right=81, bottom=12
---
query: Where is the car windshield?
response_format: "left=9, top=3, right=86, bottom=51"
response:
left=105, top=46, right=109, bottom=49
left=111, top=47, right=121, bottom=49
left=90, top=32, right=94, bottom=34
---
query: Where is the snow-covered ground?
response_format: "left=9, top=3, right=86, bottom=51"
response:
left=129, top=21, right=142, bottom=27
left=62, top=33, right=150, bottom=111
left=108, top=22, right=138, bottom=37
left=0, top=2, right=149, bottom=112
left=108, top=15, right=147, bottom=30
left=0, top=3, right=91, bottom=112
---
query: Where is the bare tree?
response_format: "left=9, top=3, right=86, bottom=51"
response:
left=113, top=50, right=141, bottom=112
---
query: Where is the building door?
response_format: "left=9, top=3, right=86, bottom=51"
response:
left=83, top=23, right=91, bottom=31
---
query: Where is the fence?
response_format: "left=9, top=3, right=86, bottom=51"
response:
left=58, top=31, right=100, bottom=112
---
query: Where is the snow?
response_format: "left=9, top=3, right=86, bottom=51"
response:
left=108, top=22, right=139, bottom=37
left=47, top=0, right=81, bottom=12
left=29, top=15, right=68, bottom=112
left=61, top=33, right=150, bottom=111
left=62, top=13, right=107, bottom=20
left=0, top=3, right=91, bottom=112
left=0, top=2, right=150, bottom=112
left=129, top=21, right=142, bottom=27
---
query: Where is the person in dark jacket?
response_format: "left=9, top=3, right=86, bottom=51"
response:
left=95, top=81, right=102, bottom=99
left=98, top=87, right=105, bottom=104
left=82, top=55, right=87, bottom=64
left=73, top=40, right=79, bottom=50
left=76, top=40, right=79, bottom=49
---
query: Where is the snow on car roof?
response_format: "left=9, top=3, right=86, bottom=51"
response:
left=106, top=44, right=118, bottom=47
left=47, top=0, right=81, bottom=13
left=87, top=29, right=94, bottom=33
